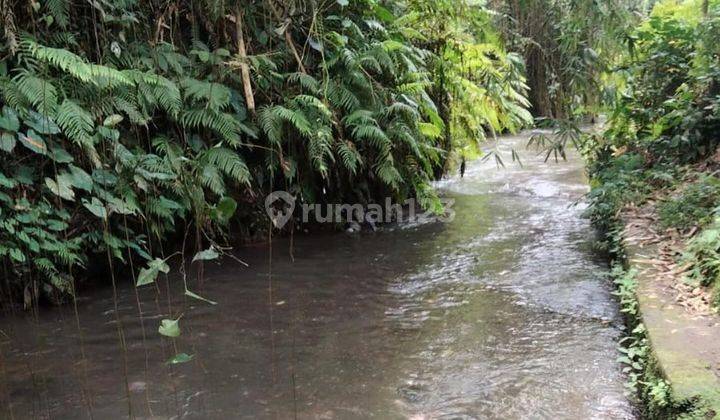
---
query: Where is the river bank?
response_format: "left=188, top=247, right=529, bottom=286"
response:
left=610, top=200, right=720, bottom=419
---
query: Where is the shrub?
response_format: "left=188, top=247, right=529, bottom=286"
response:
left=658, top=175, right=720, bottom=230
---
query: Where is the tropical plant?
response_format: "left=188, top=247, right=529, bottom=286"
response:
left=397, top=0, right=533, bottom=174
left=491, top=0, right=639, bottom=119
left=0, top=0, right=531, bottom=307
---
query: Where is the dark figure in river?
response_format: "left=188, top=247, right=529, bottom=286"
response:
left=460, top=157, right=466, bottom=178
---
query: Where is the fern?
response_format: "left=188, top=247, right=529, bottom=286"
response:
left=258, top=105, right=313, bottom=143
left=46, top=0, right=70, bottom=28
left=258, top=105, right=283, bottom=145
left=286, top=72, right=321, bottom=94
left=351, top=123, right=391, bottom=154
left=56, top=99, right=94, bottom=147
left=200, top=164, right=226, bottom=195
left=0, top=0, right=535, bottom=306
left=202, top=147, right=250, bottom=184
left=180, top=109, right=241, bottom=144
left=389, top=124, right=422, bottom=158
left=149, top=76, right=182, bottom=117
left=336, top=140, right=362, bottom=174
left=327, top=81, right=360, bottom=112
left=23, top=39, right=133, bottom=87
left=15, top=72, right=58, bottom=114
left=112, top=95, right=148, bottom=124
left=181, top=78, right=231, bottom=111
left=292, top=95, right=331, bottom=119
left=343, top=110, right=375, bottom=126
left=308, top=128, right=334, bottom=176
left=129, top=71, right=182, bottom=116
left=0, top=77, right=26, bottom=111
left=375, top=157, right=402, bottom=190
left=275, top=106, right=313, bottom=137
left=385, top=102, right=419, bottom=122
left=369, top=43, right=397, bottom=75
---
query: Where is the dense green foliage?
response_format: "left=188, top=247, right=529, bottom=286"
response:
left=0, top=1, right=531, bottom=305
left=683, top=217, right=720, bottom=305
left=658, top=174, right=720, bottom=229
left=587, top=0, right=720, bottom=304
left=492, top=0, right=638, bottom=118
left=587, top=0, right=720, bottom=219
left=403, top=0, right=533, bottom=170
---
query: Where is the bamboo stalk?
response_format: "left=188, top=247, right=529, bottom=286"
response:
left=235, top=9, right=256, bottom=114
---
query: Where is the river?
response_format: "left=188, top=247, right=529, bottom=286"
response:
left=0, top=130, right=634, bottom=419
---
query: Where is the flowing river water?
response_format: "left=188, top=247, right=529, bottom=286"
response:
left=0, top=130, right=635, bottom=419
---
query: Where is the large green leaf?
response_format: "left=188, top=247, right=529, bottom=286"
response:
left=0, top=107, right=19, bottom=132
left=49, top=144, right=74, bottom=163
left=69, top=165, right=93, bottom=191
left=212, top=196, right=237, bottom=223
left=136, top=258, right=170, bottom=286
left=107, top=196, right=137, bottom=215
left=18, top=130, right=48, bottom=155
left=82, top=197, right=107, bottom=220
left=45, top=174, right=75, bottom=201
left=103, top=114, right=124, bottom=127
left=0, top=173, right=17, bottom=188
left=92, top=169, right=118, bottom=186
left=24, top=111, right=60, bottom=134
left=0, top=133, right=16, bottom=152
left=158, top=318, right=181, bottom=337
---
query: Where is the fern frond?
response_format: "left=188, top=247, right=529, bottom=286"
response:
left=128, top=71, right=182, bottom=116
left=375, top=157, right=401, bottom=190
left=112, top=95, right=148, bottom=124
left=56, top=99, right=94, bottom=146
left=343, top=110, right=375, bottom=126
left=15, top=72, right=58, bottom=114
left=258, top=106, right=282, bottom=144
left=385, top=102, right=419, bottom=122
left=286, top=72, right=320, bottom=94
left=202, top=146, right=250, bottom=184
left=327, top=81, right=360, bottom=112
left=259, top=105, right=313, bottom=142
left=181, top=78, right=231, bottom=111
left=308, top=127, right=333, bottom=176
left=23, top=40, right=133, bottom=87
left=180, top=109, right=241, bottom=144
left=292, top=94, right=331, bottom=119
left=0, top=77, right=27, bottom=111
left=150, top=77, right=182, bottom=116
left=352, top=123, right=390, bottom=154
left=46, top=0, right=70, bottom=28
left=200, top=164, right=226, bottom=195
left=336, top=140, right=362, bottom=174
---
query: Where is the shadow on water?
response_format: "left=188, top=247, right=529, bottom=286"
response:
left=0, top=130, right=635, bottom=419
